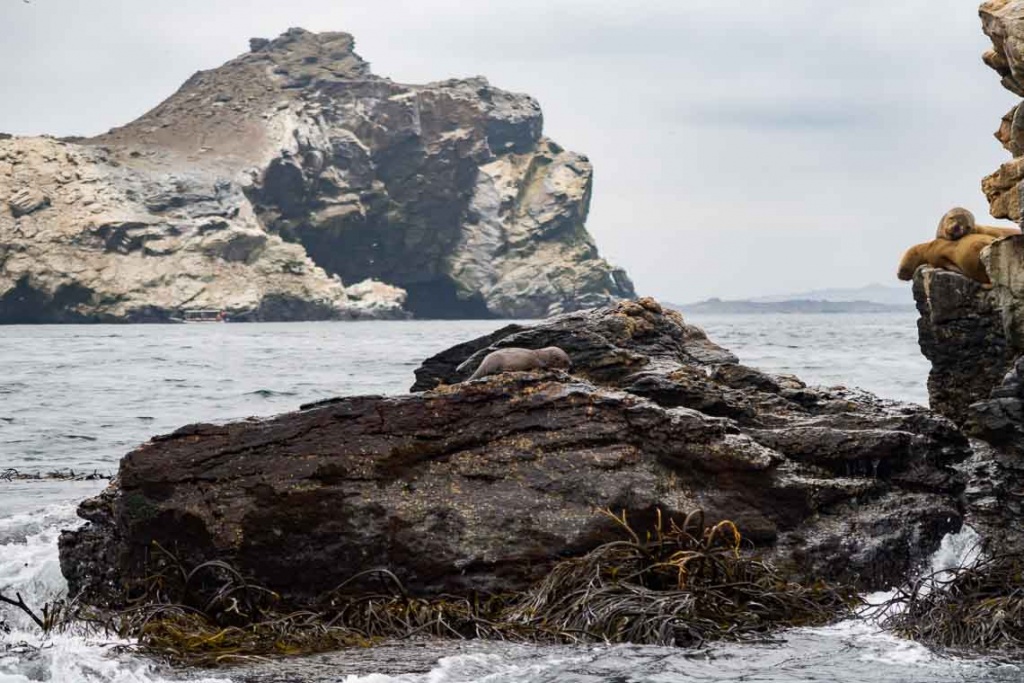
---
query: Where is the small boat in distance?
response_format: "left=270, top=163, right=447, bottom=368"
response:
left=169, top=309, right=228, bottom=323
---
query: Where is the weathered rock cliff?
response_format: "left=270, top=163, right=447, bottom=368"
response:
left=0, top=29, right=634, bottom=322
left=912, top=254, right=1024, bottom=551
left=912, top=3, right=1024, bottom=420
left=907, top=2, right=1024, bottom=550
left=60, top=299, right=968, bottom=608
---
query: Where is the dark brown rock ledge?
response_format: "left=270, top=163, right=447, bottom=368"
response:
left=60, top=299, right=968, bottom=608
left=911, top=244, right=1024, bottom=550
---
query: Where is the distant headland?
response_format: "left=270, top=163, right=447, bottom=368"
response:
left=673, top=284, right=915, bottom=314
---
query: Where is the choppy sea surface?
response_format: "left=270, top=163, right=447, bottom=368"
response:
left=1, top=312, right=1018, bottom=683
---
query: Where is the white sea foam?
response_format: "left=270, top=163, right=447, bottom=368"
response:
left=0, top=632, right=230, bottom=683
left=0, top=503, right=232, bottom=683
left=928, top=524, right=983, bottom=576
left=0, top=530, right=66, bottom=626
left=341, top=651, right=588, bottom=683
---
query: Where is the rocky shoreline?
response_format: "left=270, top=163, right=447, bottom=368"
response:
left=38, top=0, right=1024, bottom=667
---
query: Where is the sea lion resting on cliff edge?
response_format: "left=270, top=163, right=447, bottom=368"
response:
left=463, top=347, right=572, bottom=381
left=897, top=233, right=996, bottom=286
left=936, top=207, right=1020, bottom=241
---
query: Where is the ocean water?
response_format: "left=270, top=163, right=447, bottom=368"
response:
left=1, top=312, right=1017, bottom=683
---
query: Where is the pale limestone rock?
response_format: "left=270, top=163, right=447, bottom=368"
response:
left=343, top=279, right=408, bottom=319
left=982, top=235, right=1024, bottom=346
left=0, top=137, right=354, bottom=322
left=7, top=187, right=49, bottom=217
left=981, top=0, right=1024, bottom=96
left=981, top=1, right=1024, bottom=221
left=447, top=140, right=634, bottom=317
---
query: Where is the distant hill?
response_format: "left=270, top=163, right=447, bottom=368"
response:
left=749, top=283, right=911, bottom=306
left=669, top=283, right=916, bottom=314
left=672, top=298, right=915, bottom=315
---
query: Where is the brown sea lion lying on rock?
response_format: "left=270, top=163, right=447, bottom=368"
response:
left=463, top=347, right=572, bottom=381
left=936, top=207, right=1020, bottom=241
left=898, top=233, right=996, bottom=286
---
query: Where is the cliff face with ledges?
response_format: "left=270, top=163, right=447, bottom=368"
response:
left=914, top=2, right=1024, bottom=419
left=0, top=29, right=634, bottom=322
left=981, top=1, right=1024, bottom=221
left=909, top=2, right=1024, bottom=552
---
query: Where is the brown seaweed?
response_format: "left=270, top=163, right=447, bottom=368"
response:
left=2, top=508, right=860, bottom=667
left=878, top=554, right=1024, bottom=654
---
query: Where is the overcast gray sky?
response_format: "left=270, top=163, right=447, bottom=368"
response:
left=1, top=0, right=1015, bottom=302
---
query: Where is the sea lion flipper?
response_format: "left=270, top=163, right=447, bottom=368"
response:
left=898, top=234, right=995, bottom=285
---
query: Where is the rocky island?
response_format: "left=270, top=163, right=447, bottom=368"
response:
left=0, top=29, right=634, bottom=322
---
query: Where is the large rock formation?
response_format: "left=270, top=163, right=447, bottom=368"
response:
left=912, top=256, right=1024, bottom=551
left=913, top=2, right=1024, bottom=421
left=0, top=29, right=634, bottom=322
left=907, top=2, right=1024, bottom=551
left=60, top=299, right=968, bottom=608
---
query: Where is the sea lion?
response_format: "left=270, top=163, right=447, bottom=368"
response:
left=464, top=346, right=572, bottom=381
left=897, top=233, right=996, bottom=285
left=936, top=207, right=1020, bottom=241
